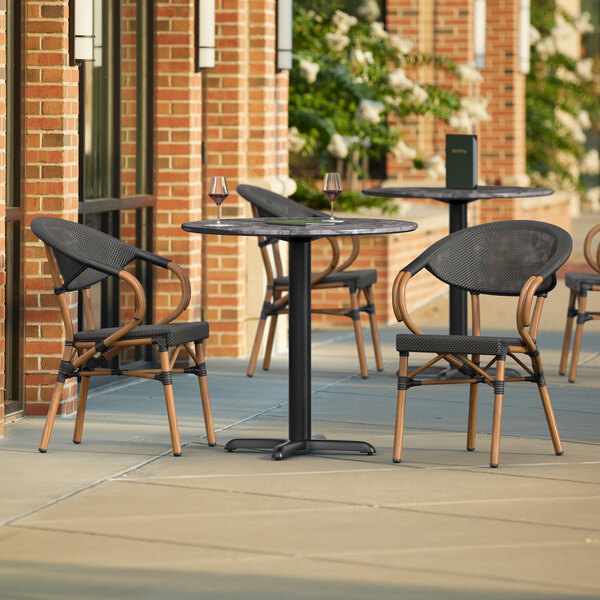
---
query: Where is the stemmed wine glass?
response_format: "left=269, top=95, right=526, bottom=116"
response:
left=208, top=176, right=232, bottom=227
left=322, top=172, right=344, bottom=223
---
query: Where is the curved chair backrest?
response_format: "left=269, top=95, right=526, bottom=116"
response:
left=31, top=217, right=168, bottom=293
left=404, top=220, right=572, bottom=297
left=236, top=184, right=327, bottom=219
left=584, top=223, right=600, bottom=274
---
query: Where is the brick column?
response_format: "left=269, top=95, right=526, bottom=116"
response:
left=24, top=0, right=79, bottom=416
left=0, top=1, right=6, bottom=435
left=202, top=0, right=250, bottom=357
left=478, top=0, right=527, bottom=221
left=154, top=0, right=203, bottom=323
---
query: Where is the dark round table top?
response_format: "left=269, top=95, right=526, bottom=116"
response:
left=182, top=217, right=418, bottom=239
left=362, top=186, right=554, bottom=205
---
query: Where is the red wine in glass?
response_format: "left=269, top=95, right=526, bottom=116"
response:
left=322, top=172, right=344, bottom=223
left=208, top=176, right=232, bottom=226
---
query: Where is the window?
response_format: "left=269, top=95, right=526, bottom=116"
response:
left=5, top=0, right=24, bottom=415
left=78, top=0, right=154, bottom=376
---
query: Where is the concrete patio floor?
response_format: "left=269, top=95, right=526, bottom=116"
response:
left=2, top=219, right=600, bottom=598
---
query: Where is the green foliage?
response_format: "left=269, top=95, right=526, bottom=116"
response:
left=289, top=0, right=466, bottom=211
left=526, top=1, right=600, bottom=191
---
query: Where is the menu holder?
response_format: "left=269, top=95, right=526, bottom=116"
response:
left=446, top=134, right=478, bottom=189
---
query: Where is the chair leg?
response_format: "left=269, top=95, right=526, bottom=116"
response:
left=247, top=315, right=268, bottom=377
left=262, top=310, right=279, bottom=372
left=558, top=290, right=577, bottom=376
left=466, top=382, right=478, bottom=451
left=393, top=353, right=409, bottom=463
left=39, top=381, right=65, bottom=453
left=73, top=375, right=90, bottom=444
left=568, top=294, right=587, bottom=383
left=195, top=342, right=216, bottom=446
left=159, top=349, right=182, bottom=456
left=489, top=357, right=505, bottom=468
left=531, top=355, right=564, bottom=456
left=364, top=286, right=383, bottom=372
left=350, top=289, right=369, bottom=378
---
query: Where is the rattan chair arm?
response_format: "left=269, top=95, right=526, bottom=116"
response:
left=74, top=270, right=147, bottom=368
left=155, top=262, right=192, bottom=325
left=516, top=275, right=543, bottom=352
left=310, top=237, right=341, bottom=286
left=335, top=237, right=360, bottom=272
left=584, top=223, right=600, bottom=274
left=392, top=270, right=424, bottom=334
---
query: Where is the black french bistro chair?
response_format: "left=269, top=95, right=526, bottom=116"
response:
left=31, top=217, right=216, bottom=456
left=559, top=223, right=600, bottom=382
left=237, top=184, right=383, bottom=379
left=391, top=220, right=572, bottom=467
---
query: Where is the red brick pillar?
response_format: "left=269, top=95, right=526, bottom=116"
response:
left=24, top=0, right=80, bottom=416
left=478, top=0, right=527, bottom=221
left=202, top=0, right=250, bottom=357
left=0, top=0, right=6, bottom=434
left=154, top=0, right=204, bottom=323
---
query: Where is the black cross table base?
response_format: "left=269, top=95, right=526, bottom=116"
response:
left=224, top=437, right=376, bottom=460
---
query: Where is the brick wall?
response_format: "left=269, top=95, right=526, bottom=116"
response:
left=154, top=0, right=203, bottom=330
left=23, top=0, right=79, bottom=416
left=0, top=0, right=6, bottom=435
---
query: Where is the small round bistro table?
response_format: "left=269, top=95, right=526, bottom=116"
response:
left=362, top=186, right=554, bottom=335
left=182, top=216, right=418, bottom=460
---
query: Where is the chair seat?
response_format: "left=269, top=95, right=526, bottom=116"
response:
left=396, top=334, right=525, bottom=356
left=565, top=271, right=600, bottom=293
left=74, top=321, right=209, bottom=348
left=274, top=269, right=377, bottom=290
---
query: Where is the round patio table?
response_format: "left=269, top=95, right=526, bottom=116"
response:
left=182, top=216, right=418, bottom=459
left=362, top=186, right=554, bottom=335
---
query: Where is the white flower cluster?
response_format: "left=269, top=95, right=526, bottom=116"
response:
left=369, top=21, right=388, bottom=40
left=530, top=25, right=541, bottom=45
left=357, top=0, right=380, bottom=22
left=456, top=63, right=484, bottom=84
left=584, top=187, right=600, bottom=210
left=389, top=34, right=413, bottom=54
left=332, top=10, right=357, bottom=34
left=288, top=127, right=306, bottom=154
left=298, top=59, right=320, bottom=84
left=306, top=9, right=322, bottom=23
left=535, top=36, right=556, bottom=60
left=350, top=48, right=374, bottom=65
left=575, top=57, right=594, bottom=82
left=448, top=96, right=490, bottom=132
left=424, top=155, right=445, bottom=180
left=580, top=149, right=600, bottom=175
left=325, top=32, right=350, bottom=52
left=574, top=12, right=594, bottom=34
left=388, top=68, right=414, bottom=92
left=355, top=99, right=385, bottom=124
left=407, top=85, right=428, bottom=105
left=326, top=133, right=349, bottom=159
left=391, top=140, right=417, bottom=161
left=555, top=108, right=587, bottom=143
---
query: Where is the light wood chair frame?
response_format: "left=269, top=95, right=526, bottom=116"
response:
left=246, top=205, right=383, bottom=379
left=39, top=243, right=215, bottom=456
left=392, top=270, right=563, bottom=468
left=559, top=223, right=600, bottom=382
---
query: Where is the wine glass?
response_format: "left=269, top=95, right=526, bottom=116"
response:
left=208, top=176, right=232, bottom=227
left=322, top=172, right=344, bottom=223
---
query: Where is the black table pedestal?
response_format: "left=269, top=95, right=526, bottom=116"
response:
left=224, top=238, right=376, bottom=459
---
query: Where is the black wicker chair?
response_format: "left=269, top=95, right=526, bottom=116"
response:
left=31, top=217, right=215, bottom=456
left=237, top=184, right=383, bottom=378
left=559, top=224, right=600, bottom=382
left=392, top=220, right=572, bottom=467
